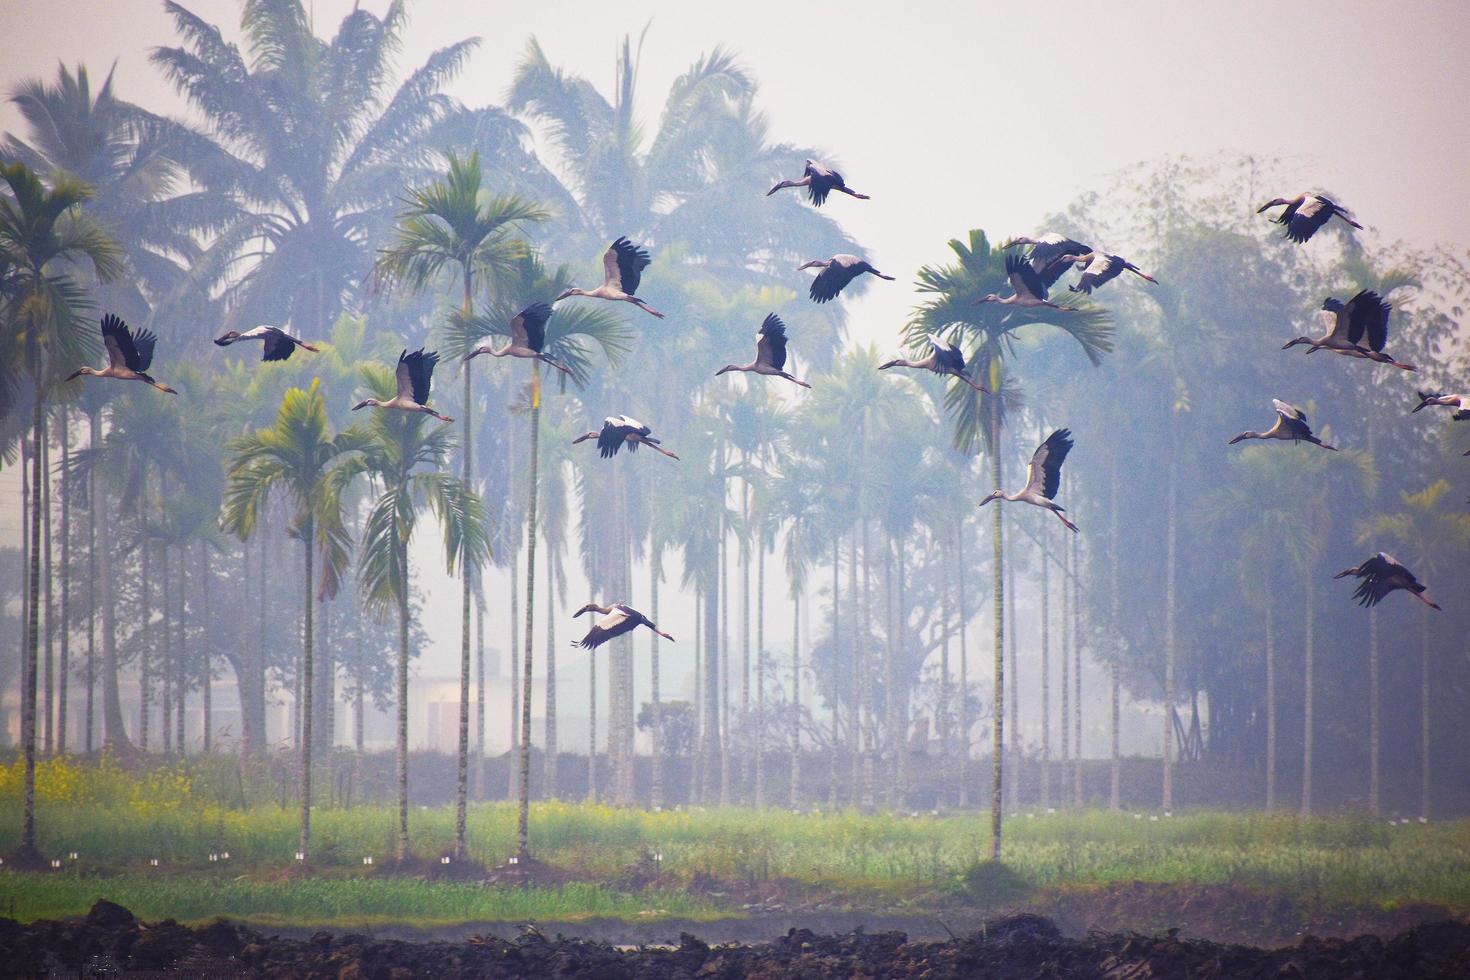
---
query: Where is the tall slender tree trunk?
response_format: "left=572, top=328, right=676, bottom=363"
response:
left=860, top=520, right=875, bottom=809
left=989, top=395, right=1004, bottom=858
left=847, top=531, right=860, bottom=800
left=957, top=523, right=970, bottom=809
left=85, top=408, right=98, bottom=755
left=883, top=537, right=897, bottom=807
left=161, top=538, right=172, bottom=757
left=456, top=269, right=475, bottom=859
left=755, top=532, right=767, bottom=808
left=719, top=518, right=731, bottom=806
left=43, top=430, right=54, bottom=756
left=1265, top=586, right=1276, bottom=811
left=1007, top=547, right=1019, bottom=809
left=1366, top=607, right=1380, bottom=815
left=693, top=588, right=702, bottom=802
left=97, top=436, right=126, bottom=752
left=177, top=543, right=188, bottom=754
left=20, top=370, right=45, bottom=861
left=588, top=622, right=598, bottom=803
left=395, top=533, right=411, bottom=861
left=1040, top=538, right=1051, bottom=809
left=475, top=602, right=486, bottom=800
left=1073, top=530, right=1083, bottom=808
left=828, top=541, right=839, bottom=809
left=1060, top=538, right=1070, bottom=802
left=1419, top=606, right=1430, bottom=821
left=543, top=553, right=558, bottom=799
left=139, top=482, right=151, bottom=754
left=1299, top=582, right=1314, bottom=818
left=58, top=411, right=70, bottom=755
left=1162, top=455, right=1177, bottom=811
left=509, top=548, right=520, bottom=800
left=790, top=589, right=801, bottom=809
left=201, top=542, right=212, bottom=753
left=516, top=367, right=541, bottom=861
left=1108, top=462, right=1121, bottom=812
left=701, top=549, right=722, bottom=805
left=741, top=483, right=752, bottom=801
left=299, top=518, right=315, bottom=861
left=650, top=550, right=664, bottom=810
left=940, top=536, right=953, bottom=807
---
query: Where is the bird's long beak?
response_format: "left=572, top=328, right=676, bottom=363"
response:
left=978, top=494, right=995, bottom=507
left=212, top=335, right=231, bottom=346
left=1256, top=201, right=1275, bottom=213
left=351, top=400, right=369, bottom=411
left=553, top=288, right=576, bottom=302
left=463, top=347, right=485, bottom=362
left=1332, top=568, right=1354, bottom=579
left=878, top=360, right=897, bottom=370
left=64, top=369, right=85, bottom=382
left=796, top=261, right=821, bottom=271
left=1228, top=434, right=1246, bottom=445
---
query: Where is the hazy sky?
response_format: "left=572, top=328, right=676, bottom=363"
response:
left=4, top=1, right=1468, bottom=741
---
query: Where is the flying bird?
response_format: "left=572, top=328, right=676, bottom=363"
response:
left=1334, top=553, right=1441, bottom=611
left=879, top=334, right=989, bottom=392
left=555, top=237, right=664, bottom=318
left=1283, top=290, right=1414, bottom=371
left=798, top=254, right=895, bottom=304
left=213, top=325, right=320, bottom=362
left=979, top=428, right=1078, bottom=532
left=766, top=159, right=869, bottom=206
left=1412, top=390, right=1470, bottom=420
left=572, top=602, right=674, bottom=650
left=573, top=415, right=679, bottom=460
left=716, top=313, right=811, bottom=388
left=463, top=302, right=571, bottom=375
left=1228, top=399, right=1337, bottom=451
left=1047, top=251, right=1158, bottom=295
left=1258, top=193, right=1362, bottom=244
left=351, top=349, right=453, bottom=422
left=975, top=254, right=1076, bottom=311
left=65, top=313, right=177, bottom=394
left=1003, top=234, right=1093, bottom=291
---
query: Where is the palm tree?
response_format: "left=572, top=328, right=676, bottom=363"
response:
left=371, top=150, right=546, bottom=859
left=150, top=0, right=545, bottom=339
left=1359, top=480, right=1470, bottom=820
left=222, top=380, right=364, bottom=861
left=458, top=256, right=624, bottom=858
left=907, top=229, right=1110, bottom=856
left=349, top=364, right=488, bottom=863
left=0, top=162, right=122, bottom=863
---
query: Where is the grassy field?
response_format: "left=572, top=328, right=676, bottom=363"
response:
left=2, top=756, right=1468, bottom=927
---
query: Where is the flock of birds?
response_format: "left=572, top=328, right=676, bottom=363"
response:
left=63, top=165, right=1465, bottom=641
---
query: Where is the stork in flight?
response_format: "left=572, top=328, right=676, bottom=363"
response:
left=1282, top=290, right=1415, bottom=371
left=1412, top=390, right=1470, bottom=420
left=352, top=349, right=453, bottom=422
left=979, top=428, right=1078, bottom=532
left=975, top=254, right=1076, bottom=311
left=1335, top=553, right=1441, bottom=611
left=798, top=254, right=895, bottom=304
left=572, top=602, right=674, bottom=650
left=1002, top=234, right=1093, bottom=291
left=1228, top=399, right=1337, bottom=451
left=213, top=325, right=320, bottom=362
left=573, top=415, right=679, bottom=460
left=766, top=159, right=869, bottom=206
left=463, top=302, right=571, bottom=375
left=716, top=313, right=811, bottom=388
left=879, top=334, right=988, bottom=392
left=65, top=313, right=177, bottom=394
left=1258, top=193, right=1362, bottom=244
left=1047, top=251, right=1158, bottom=295
left=555, top=237, right=664, bottom=318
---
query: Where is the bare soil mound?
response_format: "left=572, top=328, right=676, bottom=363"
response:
left=2, top=901, right=1469, bottom=978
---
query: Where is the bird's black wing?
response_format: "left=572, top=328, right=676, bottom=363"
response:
left=1344, top=290, right=1390, bottom=351
left=1037, top=253, right=1079, bottom=291
left=610, top=237, right=651, bottom=295
left=101, top=314, right=143, bottom=372
left=758, top=313, right=789, bottom=371
left=1285, top=197, right=1332, bottom=243
left=261, top=329, right=296, bottom=362
left=931, top=336, right=965, bottom=374
left=576, top=608, right=634, bottom=649
left=131, top=328, right=159, bottom=373
left=1006, top=253, right=1049, bottom=300
left=1032, top=428, right=1074, bottom=500
left=809, top=264, right=857, bottom=304
left=597, top=419, right=633, bottom=459
left=1072, top=255, right=1123, bottom=295
left=518, top=302, right=553, bottom=353
left=405, top=349, right=437, bottom=405
left=806, top=167, right=837, bottom=206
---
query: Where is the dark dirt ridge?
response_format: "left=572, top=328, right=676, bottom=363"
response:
left=3, top=901, right=1470, bottom=979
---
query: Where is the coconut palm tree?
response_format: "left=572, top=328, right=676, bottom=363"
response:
left=1358, top=480, right=1470, bottom=820
left=222, top=380, right=365, bottom=861
left=0, top=161, right=122, bottom=864
left=150, top=0, right=544, bottom=340
left=906, top=229, right=1109, bottom=857
left=371, top=150, right=546, bottom=859
left=347, top=364, right=488, bottom=863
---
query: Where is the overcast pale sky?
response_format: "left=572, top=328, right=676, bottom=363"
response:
left=4, top=1, right=1467, bottom=744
